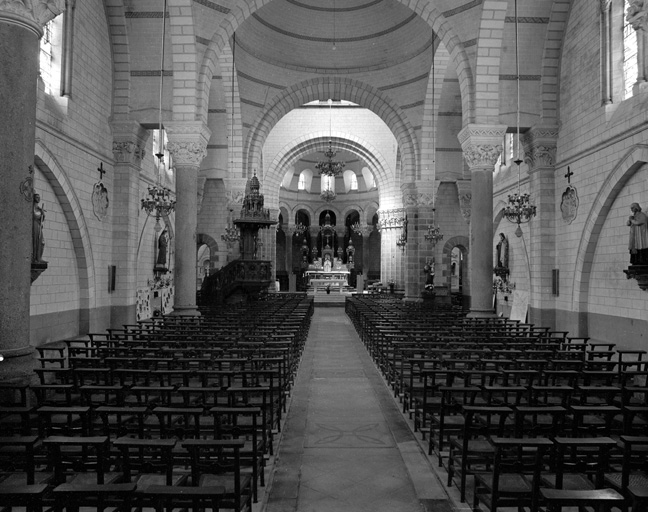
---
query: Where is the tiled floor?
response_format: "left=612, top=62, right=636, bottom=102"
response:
left=263, top=308, right=455, bottom=512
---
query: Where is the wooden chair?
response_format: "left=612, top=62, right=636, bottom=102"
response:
left=182, top=438, right=253, bottom=512
left=604, top=435, right=648, bottom=505
left=114, top=436, right=189, bottom=509
left=447, top=405, right=514, bottom=502
left=472, top=437, right=553, bottom=512
left=0, top=436, right=51, bottom=512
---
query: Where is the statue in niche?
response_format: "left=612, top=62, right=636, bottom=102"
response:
left=323, top=254, right=332, bottom=273
left=627, top=202, right=648, bottom=265
left=156, top=228, right=169, bottom=269
left=32, top=193, right=46, bottom=262
left=496, top=233, right=509, bottom=269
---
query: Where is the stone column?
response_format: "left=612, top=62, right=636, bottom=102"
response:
left=401, top=183, right=419, bottom=300
left=523, top=126, right=558, bottom=329
left=110, top=122, right=148, bottom=327
left=0, top=1, right=64, bottom=381
left=166, top=122, right=211, bottom=316
left=377, top=207, right=406, bottom=287
left=458, top=124, right=506, bottom=317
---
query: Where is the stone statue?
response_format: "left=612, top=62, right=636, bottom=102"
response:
left=156, top=229, right=168, bottom=267
left=496, top=233, right=509, bottom=268
left=323, top=254, right=332, bottom=273
left=627, top=202, right=648, bottom=265
left=32, top=193, right=46, bottom=262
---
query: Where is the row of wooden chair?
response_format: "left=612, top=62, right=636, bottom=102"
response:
left=345, top=295, right=648, bottom=512
left=0, top=295, right=315, bottom=511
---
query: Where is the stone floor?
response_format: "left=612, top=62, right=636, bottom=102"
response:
left=259, top=307, right=460, bottom=512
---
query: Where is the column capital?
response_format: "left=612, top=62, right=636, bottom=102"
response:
left=0, top=0, right=64, bottom=35
left=522, top=125, right=559, bottom=171
left=627, top=0, right=648, bottom=31
left=458, top=124, right=507, bottom=170
left=166, top=122, right=211, bottom=168
left=601, top=0, right=611, bottom=12
left=111, top=122, right=149, bottom=166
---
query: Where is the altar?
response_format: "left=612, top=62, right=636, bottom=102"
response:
left=305, top=270, right=350, bottom=285
left=310, top=278, right=347, bottom=293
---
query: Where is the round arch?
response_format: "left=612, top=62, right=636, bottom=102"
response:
left=441, top=235, right=469, bottom=290
left=243, top=77, right=419, bottom=182
left=34, top=142, right=97, bottom=327
left=266, top=135, right=394, bottom=207
left=291, top=204, right=315, bottom=226
left=195, top=0, right=476, bottom=129
left=571, top=145, right=648, bottom=315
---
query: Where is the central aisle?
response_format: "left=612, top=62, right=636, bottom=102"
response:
left=264, top=308, right=453, bottom=512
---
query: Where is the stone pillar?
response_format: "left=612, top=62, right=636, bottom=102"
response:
left=458, top=124, right=506, bottom=317
left=523, top=126, right=558, bottom=329
left=110, top=122, right=148, bottom=327
left=0, top=1, right=64, bottom=381
left=266, top=207, right=278, bottom=282
left=377, top=208, right=406, bottom=287
left=166, top=122, right=211, bottom=316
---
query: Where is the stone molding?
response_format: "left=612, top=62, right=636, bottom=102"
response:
left=403, top=192, right=435, bottom=207
left=166, top=122, right=211, bottom=168
left=0, top=0, right=64, bottom=35
left=112, top=141, right=146, bottom=165
left=522, top=126, right=558, bottom=170
left=458, top=124, right=507, bottom=170
left=463, top=144, right=503, bottom=169
left=524, top=145, right=557, bottom=169
left=627, top=0, right=648, bottom=31
left=377, top=208, right=406, bottom=230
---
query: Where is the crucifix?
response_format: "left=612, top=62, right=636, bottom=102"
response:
left=564, top=166, right=574, bottom=184
left=97, top=162, right=106, bottom=181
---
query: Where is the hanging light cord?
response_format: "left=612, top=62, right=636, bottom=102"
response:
left=157, top=0, right=167, bottom=166
left=515, top=0, right=522, bottom=176
left=231, top=33, right=235, bottom=172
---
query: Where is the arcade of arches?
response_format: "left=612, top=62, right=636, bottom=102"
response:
left=2, top=0, right=648, bottom=382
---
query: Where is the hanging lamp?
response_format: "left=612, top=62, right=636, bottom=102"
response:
left=502, top=0, right=536, bottom=237
left=141, top=0, right=176, bottom=226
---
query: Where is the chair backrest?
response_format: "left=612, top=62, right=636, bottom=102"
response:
left=550, top=437, right=619, bottom=489
left=113, top=437, right=177, bottom=485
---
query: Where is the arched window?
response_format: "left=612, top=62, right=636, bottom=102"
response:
left=350, top=173, right=358, bottom=191
left=298, top=170, right=313, bottom=192
left=40, top=18, right=59, bottom=95
left=362, top=167, right=376, bottom=189
left=623, top=0, right=639, bottom=99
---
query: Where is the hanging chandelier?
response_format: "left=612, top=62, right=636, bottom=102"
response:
left=351, top=221, right=364, bottom=236
left=320, top=188, right=336, bottom=202
left=141, top=0, right=175, bottom=224
left=293, top=222, right=308, bottom=237
left=221, top=208, right=240, bottom=244
left=316, top=99, right=345, bottom=177
left=502, top=0, right=536, bottom=237
left=424, top=208, right=444, bottom=245
left=316, top=140, right=345, bottom=177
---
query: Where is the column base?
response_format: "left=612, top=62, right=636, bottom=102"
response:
left=0, top=346, right=36, bottom=383
left=170, top=306, right=201, bottom=317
